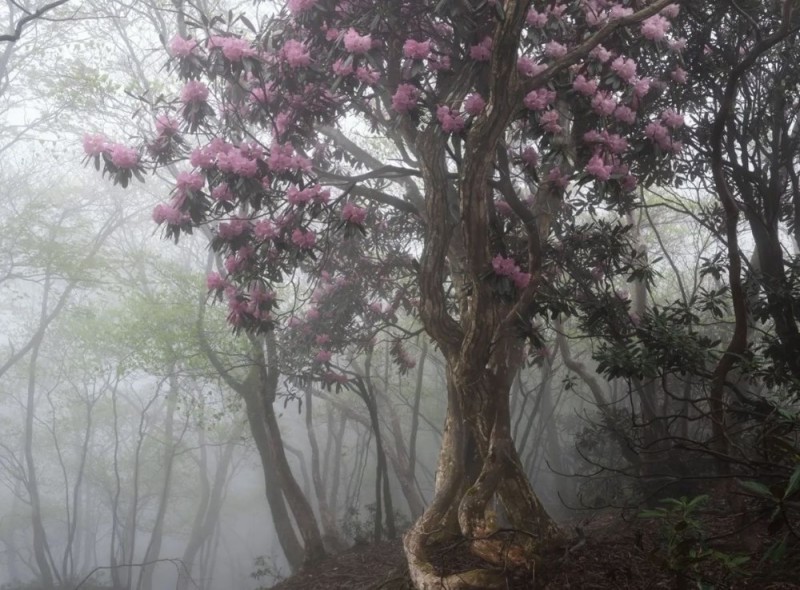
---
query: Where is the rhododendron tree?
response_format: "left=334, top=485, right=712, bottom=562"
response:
left=88, top=0, right=691, bottom=585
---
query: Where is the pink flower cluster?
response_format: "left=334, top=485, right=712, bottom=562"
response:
left=176, top=171, right=205, bottom=192
left=585, top=154, right=613, bottom=181
left=611, top=57, right=637, bottom=82
left=218, top=217, right=250, bottom=240
left=342, top=202, right=367, bottom=224
left=291, top=228, right=316, bottom=249
left=282, top=39, right=311, bottom=67
left=491, top=255, right=531, bottom=290
left=403, top=39, right=431, bottom=60
left=463, top=93, right=486, bottom=116
left=517, top=56, right=547, bottom=78
left=572, top=75, right=599, bottom=96
left=641, top=15, right=670, bottom=41
left=436, top=106, right=465, bottom=134
left=526, top=8, right=548, bottom=27
left=181, top=81, right=209, bottom=104
left=152, top=204, right=188, bottom=225
left=155, top=114, right=180, bottom=136
left=524, top=88, right=556, bottom=111
left=109, top=144, right=139, bottom=169
left=169, top=36, right=197, bottom=57
left=254, top=220, right=278, bottom=240
left=218, top=37, right=255, bottom=61
left=539, top=110, right=562, bottom=134
left=583, top=130, right=628, bottom=154
left=218, top=150, right=259, bottom=177
left=343, top=29, right=371, bottom=53
left=83, top=133, right=107, bottom=156
left=314, top=349, right=332, bottom=363
left=287, top=0, right=317, bottom=14
left=287, top=184, right=330, bottom=206
left=268, top=142, right=312, bottom=173
left=391, top=84, right=420, bottom=114
left=470, top=37, right=492, bottom=61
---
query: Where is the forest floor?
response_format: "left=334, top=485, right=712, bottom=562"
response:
left=269, top=505, right=800, bottom=589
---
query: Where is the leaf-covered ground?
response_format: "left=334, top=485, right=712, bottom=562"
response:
left=268, top=507, right=800, bottom=589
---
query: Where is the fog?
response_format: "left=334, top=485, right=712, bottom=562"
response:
left=3, top=2, right=800, bottom=590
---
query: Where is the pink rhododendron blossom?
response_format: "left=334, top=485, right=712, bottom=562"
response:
left=545, top=41, right=567, bottom=58
left=155, top=114, right=180, bottom=136
left=152, top=204, right=186, bottom=225
left=268, top=143, right=311, bottom=172
left=671, top=67, right=688, bottom=83
left=660, top=3, right=680, bottom=18
left=211, top=183, right=233, bottom=202
left=572, top=75, right=598, bottom=96
left=176, top=171, right=205, bottom=192
left=254, top=220, right=278, bottom=240
left=282, top=39, right=311, bottom=67
left=342, top=202, right=368, bottom=224
left=517, top=56, right=546, bottom=77
left=355, top=66, right=380, bottom=85
left=429, top=55, right=451, bottom=71
left=250, top=84, right=276, bottom=104
left=332, top=58, right=354, bottom=76
left=590, top=44, right=612, bottom=62
left=181, top=80, right=209, bottom=103
left=523, top=88, right=556, bottom=111
left=669, top=37, right=687, bottom=52
left=343, top=29, right=372, bottom=53
left=190, top=147, right=215, bottom=169
left=287, top=184, right=330, bottom=206
left=469, top=37, right=492, bottom=61
left=314, top=350, right=332, bottom=363
left=291, top=229, right=316, bottom=249
left=436, top=106, right=465, bottom=134
left=220, top=38, right=255, bottom=61
left=539, top=110, right=562, bottom=133
left=641, top=15, right=670, bottom=41
left=287, top=0, right=317, bottom=14
left=218, top=218, right=250, bottom=240
left=169, top=36, right=197, bottom=57
left=586, top=154, right=613, bottom=181
left=526, top=8, right=548, bottom=27
left=591, top=91, right=617, bottom=116
left=403, top=39, right=431, bottom=60
left=549, top=3, right=567, bottom=18
left=645, top=121, right=674, bottom=150
left=207, top=272, right=226, bottom=290
left=391, top=84, right=420, bottom=114
left=82, top=133, right=107, bottom=156
left=491, top=255, right=531, bottom=290
left=609, top=5, right=633, bottom=19
left=316, top=334, right=330, bottom=345
left=633, top=77, right=652, bottom=98
left=463, top=93, right=486, bottom=116
left=322, top=371, right=349, bottom=385
left=614, top=105, right=637, bottom=124
left=218, top=151, right=259, bottom=177
left=109, top=144, right=139, bottom=169
left=611, top=57, right=637, bottom=82
left=661, top=108, right=685, bottom=128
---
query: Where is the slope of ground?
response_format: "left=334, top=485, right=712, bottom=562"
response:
left=268, top=509, right=800, bottom=590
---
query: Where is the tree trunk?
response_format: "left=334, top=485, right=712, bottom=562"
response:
left=239, top=378, right=305, bottom=572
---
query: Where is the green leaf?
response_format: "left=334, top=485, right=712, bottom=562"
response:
left=739, top=480, right=774, bottom=499
left=782, top=464, right=800, bottom=499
